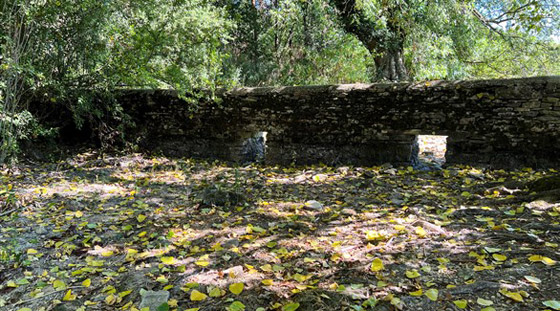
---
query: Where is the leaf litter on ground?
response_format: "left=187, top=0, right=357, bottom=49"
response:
left=0, top=152, right=558, bottom=311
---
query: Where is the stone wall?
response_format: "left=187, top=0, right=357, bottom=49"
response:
left=120, top=76, right=560, bottom=167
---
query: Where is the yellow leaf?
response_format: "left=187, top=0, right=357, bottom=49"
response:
left=499, top=288, right=524, bottom=302
left=529, top=254, right=543, bottom=261
left=229, top=282, right=244, bottom=295
left=529, top=255, right=557, bottom=265
left=88, top=260, right=104, bottom=267
left=541, top=256, right=557, bottom=265
left=453, top=299, right=468, bottom=309
left=473, top=265, right=494, bottom=271
left=492, top=254, right=507, bottom=261
left=62, top=290, right=76, bottom=301
left=415, top=227, right=427, bottom=238
left=27, top=249, right=38, bottom=255
left=370, top=258, right=384, bottom=272
left=260, top=264, right=273, bottom=272
left=405, top=270, right=420, bottom=278
left=262, top=279, right=274, bottom=286
left=161, top=256, right=176, bottom=265
left=409, top=289, right=423, bottom=296
left=195, top=255, right=210, bottom=267
left=425, top=288, right=438, bottom=301
left=394, top=225, right=406, bottom=231
left=292, top=274, right=310, bottom=282
left=137, top=214, right=146, bottom=222
left=105, top=294, right=117, bottom=305
left=168, top=299, right=178, bottom=308
left=101, top=251, right=114, bottom=257
left=53, top=279, right=66, bottom=290
left=7, top=281, right=17, bottom=287
left=365, top=230, right=381, bottom=241
left=82, top=279, right=91, bottom=287
left=156, top=275, right=168, bottom=283
left=75, top=211, right=83, bottom=218
left=190, top=290, right=207, bottom=301
left=208, top=286, right=224, bottom=297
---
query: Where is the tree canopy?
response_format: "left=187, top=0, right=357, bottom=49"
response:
left=0, top=0, right=559, bottom=160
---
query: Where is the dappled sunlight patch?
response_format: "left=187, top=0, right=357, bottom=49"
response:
left=21, top=182, right=128, bottom=200
left=1, top=153, right=559, bottom=310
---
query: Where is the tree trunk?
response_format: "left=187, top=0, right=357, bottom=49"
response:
left=329, top=0, right=409, bottom=81
left=374, top=47, right=409, bottom=81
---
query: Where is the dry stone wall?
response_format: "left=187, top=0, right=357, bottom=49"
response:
left=121, top=76, right=560, bottom=167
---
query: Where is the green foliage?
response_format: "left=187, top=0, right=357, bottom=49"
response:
left=1, top=0, right=559, bottom=163
left=1, top=0, right=236, bottom=160
left=223, top=0, right=373, bottom=85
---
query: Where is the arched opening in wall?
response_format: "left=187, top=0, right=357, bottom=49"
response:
left=413, top=135, right=448, bottom=168
left=241, top=131, right=267, bottom=164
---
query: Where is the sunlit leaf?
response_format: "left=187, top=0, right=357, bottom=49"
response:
left=226, top=301, right=246, bottom=311
left=415, top=227, right=427, bottom=238
left=524, top=276, right=541, bottom=283
left=409, top=289, right=422, bottom=296
left=190, top=290, right=207, bottom=301
left=425, top=288, right=438, bottom=301
left=161, top=256, right=176, bottom=265
left=543, top=300, right=560, bottom=310
left=528, top=255, right=557, bottom=265
left=370, top=258, right=384, bottom=272
left=62, top=289, right=76, bottom=301
left=229, top=282, right=244, bottom=295
left=492, top=254, right=507, bottom=261
left=53, top=279, right=66, bottom=290
left=477, top=298, right=494, bottom=306
left=405, top=270, right=420, bottom=278
left=499, top=288, right=524, bottom=302
left=282, top=302, right=300, bottom=311
left=453, top=299, right=468, bottom=309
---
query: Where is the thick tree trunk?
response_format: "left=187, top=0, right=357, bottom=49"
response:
left=329, top=0, right=409, bottom=81
left=374, top=47, right=409, bottom=81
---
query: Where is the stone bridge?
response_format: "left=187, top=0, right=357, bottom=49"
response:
left=121, top=76, right=560, bottom=168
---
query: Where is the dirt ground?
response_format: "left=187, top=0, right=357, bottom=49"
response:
left=0, top=152, right=559, bottom=311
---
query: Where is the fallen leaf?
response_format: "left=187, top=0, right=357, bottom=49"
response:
left=190, top=290, right=207, bottom=301
left=405, top=270, right=420, bottom=278
left=453, top=299, right=467, bottom=309
left=62, top=289, right=76, bottom=301
left=282, top=302, right=300, bottom=311
left=543, top=300, right=560, bottom=310
left=229, top=282, right=244, bottom=295
left=370, top=258, right=384, bottom=272
left=425, top=288, right=438, bottom=301
left=477, top=298, right=494, bottom=306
